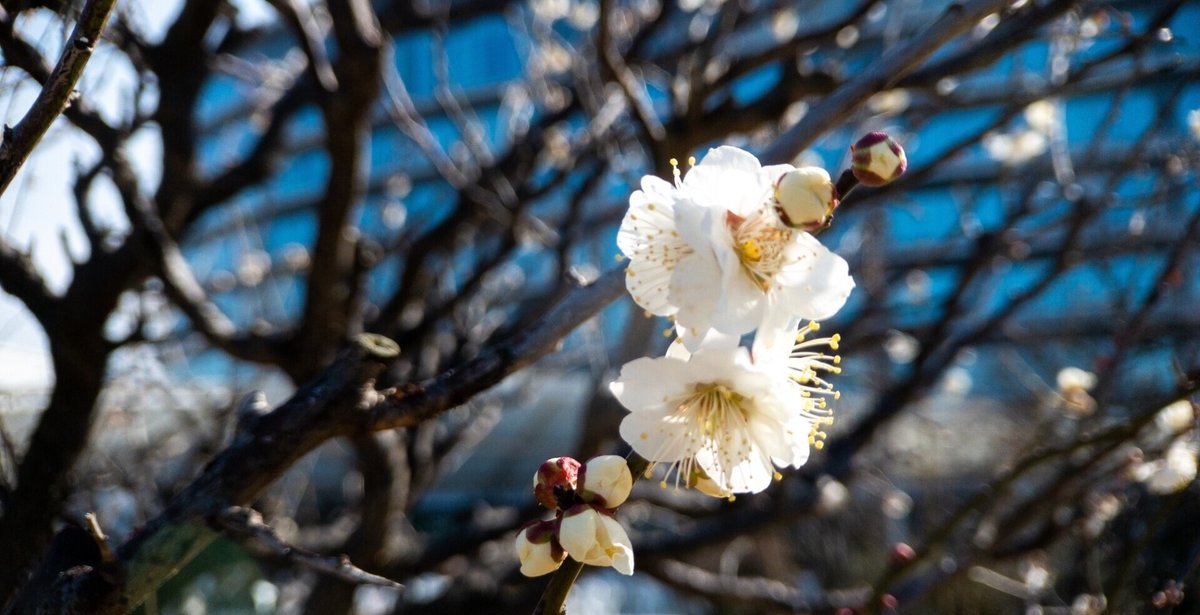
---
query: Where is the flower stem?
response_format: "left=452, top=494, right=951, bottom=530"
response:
left=626, top=452, right=651, bottom=479
left=534, top=558, right=584, bottom=615
left=834, top=169, right=860, bottom=201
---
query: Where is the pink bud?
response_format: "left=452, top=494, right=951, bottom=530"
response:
left=851, top=132, right=907, bottom=187
left=533, top=456, right=581, bottom=510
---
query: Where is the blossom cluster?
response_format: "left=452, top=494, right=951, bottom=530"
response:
left=514, top=134, right=904, bottom=581
left=610, top=135, right=905, bottom=497
left=515, top=456, right=635, bottom=577
left=1131, top=399, right=1199, bottom=495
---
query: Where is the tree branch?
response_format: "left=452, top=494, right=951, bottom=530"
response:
left=292, top=0, right=384, bottom=379
left=0, top=0, right=116, bottom=196
left=215, top=506, right=403, bottom=590
left=0, top=239, right=57, bottom=326
left=367, top=265, right=628, bottom=431
left=760, top=0, right=1009, bottom=164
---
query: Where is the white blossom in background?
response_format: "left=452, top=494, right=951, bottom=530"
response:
left=1188, top=109, right=1200, bottom=142
left=558, top=506, right=635, bottom=575
left=618, top=146, right=854, bottom=350
left=1134, top=439, right=1199, bottom=495
left=1155, top=399, right=1196, bottom=436
left=611, top=340, right=817, bottom=496
left=1024, top=99, right=1061, bottom=133
left=984, top=130, right=1047, bottom=165
left=1055, top=366, right=1097, bottom=416
left=867, top=89, right=912, bottom=116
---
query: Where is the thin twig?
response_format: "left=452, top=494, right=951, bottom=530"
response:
left=216, top=506, right=404, bottom=589
left=0, top=0, right=116, bottom=196
left=760, top=0, right=1007, bottom=163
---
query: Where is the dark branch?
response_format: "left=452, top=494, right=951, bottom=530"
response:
left=215, top=506, right=403, bottom=589
left=0, top=0, right=116, bottom=196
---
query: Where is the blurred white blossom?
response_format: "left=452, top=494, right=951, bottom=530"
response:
left=1056, top=366, right=1097, bottom=415
left=1155, top=399, right=1196, bottom=436
left=1133, top=439, right=1199, bottom=495
left=984, top=130, right=1047, bottom=165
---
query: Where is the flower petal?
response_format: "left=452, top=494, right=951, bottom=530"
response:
left=777, top=234, right=855, bottom=321
left=620, top=408, right=696, bottom=463
left=597, top=515, right=635, bottom=575
left=610, top=356, right=691, bottom=412
left=670, top=251, right=721, bottom=346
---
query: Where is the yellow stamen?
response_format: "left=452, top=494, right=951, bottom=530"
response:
left=738, top=240, right=763, bottom=262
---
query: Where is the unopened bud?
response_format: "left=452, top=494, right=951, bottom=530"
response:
left=515, top=519, right=566, bottom=577
left=578, top=455, right=633, bottom=508
left=558, top=505, right=635, bottom=575
left=889, top=542, right=916, bottom=564
left=533, top=456, right=581, bottom=510
left=774, top=167, right=837, bottom=231
left=851, top=132, right=907, bottom=186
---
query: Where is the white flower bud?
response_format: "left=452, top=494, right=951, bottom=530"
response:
left=578, top=455, right=633, bottom=508
left=558, top=506, right=634, bottom=575
left=773, top=167, right=836, bottom=231
left=514, top=521, right=565, bottom=577
left=851, top=132, right=907, bottom=186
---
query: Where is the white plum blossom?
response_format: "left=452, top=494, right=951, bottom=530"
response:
left=578, top=455, right=633, bottom=508
left=619, top=146, right=854, bottom=349
left=611, top=341, right=818, bottom=495
left=558, top=506, right=635, bottom=575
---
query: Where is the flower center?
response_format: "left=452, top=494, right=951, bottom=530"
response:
left=676, top=382, right=751, bottom=439
left=726, top=211, right=793, bottom=291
